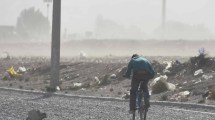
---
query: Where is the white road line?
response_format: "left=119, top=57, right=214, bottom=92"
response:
left=168, top=108, right=215, bottom=115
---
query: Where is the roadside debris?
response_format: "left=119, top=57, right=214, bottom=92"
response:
left=56, top=86, right=60, bottom=91
left=198, top=48, right=205, bottom=55
left=1, top=54, right=215, bottom=104
left=110, top=74, right=116, bottom=79
left=94, top=76, right=100, bottom=85
left=2, top=72, right=11, bottom=80
left=150, top=75, right=175, bottom=94
left=73, top=82, right=82, bottom=87
left=7, top=66, right=21, bottom=78
left=202, top=74, right=213, bottom=80
left=170, top=91, right=190, bottom=101
left=208, top=84, right=215, bottom=99
left=122, top=91, right=130, bottom=99
left=80, top=51, right=87, bottom=59
left=178, top=91, right=190, bottom=97
left=167, top=83, right=176, bottom=91
left=17, top=66, right=27, bottom=73
left=199, top=90, right=213, bottom=103
left=163, top=61, right=172, bottom=74
left=194, top=79, right=202, bottom=84
left=1, top=51, right=10, bottom=60
left=194, top=69, right=204, bottom=76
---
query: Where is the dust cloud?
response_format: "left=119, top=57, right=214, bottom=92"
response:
left=1, top=0, right=215, bottom=57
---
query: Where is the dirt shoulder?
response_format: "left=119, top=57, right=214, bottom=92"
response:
left=1, top=56, right=215, bottom=105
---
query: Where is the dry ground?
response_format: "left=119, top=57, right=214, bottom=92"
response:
left=1, top=40, right=215, bottom=105
left=1, top=55, right=215, bottom=105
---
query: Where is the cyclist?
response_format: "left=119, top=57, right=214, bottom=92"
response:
left=124, top=54, right=155, bottom=114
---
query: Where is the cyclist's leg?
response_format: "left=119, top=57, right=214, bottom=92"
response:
left=140, top=79, right=150, bottom=108
left=130, top=78, right=140, bottom=111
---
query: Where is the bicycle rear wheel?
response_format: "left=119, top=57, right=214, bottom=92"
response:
left=143, top=108, right=147, bottom=120
left=132, top=111, right=135, bottom=120
left=139, top=108, right=144, bottom=120
left=139, top=106, right=148, bottom=120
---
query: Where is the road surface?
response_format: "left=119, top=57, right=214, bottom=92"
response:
left=0, top=90, right=215, bottom=120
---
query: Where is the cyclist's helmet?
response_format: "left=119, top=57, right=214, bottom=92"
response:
left=131, top=54, right=139, bottom=58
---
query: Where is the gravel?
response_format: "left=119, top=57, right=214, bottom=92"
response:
left=0, top=90, right=215, bottom=120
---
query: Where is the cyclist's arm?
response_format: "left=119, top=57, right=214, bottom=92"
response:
left=147, top=62, right=155, bottom=78
left=125, top=60, right=133, bottom=78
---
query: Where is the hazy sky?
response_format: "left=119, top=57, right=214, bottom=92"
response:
left=1, top=0, right=215, bottom=34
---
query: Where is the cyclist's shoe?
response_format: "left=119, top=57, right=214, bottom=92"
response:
left=129, top=110, right=135, bottom=114
left=145, top=98, right=150, bottom=108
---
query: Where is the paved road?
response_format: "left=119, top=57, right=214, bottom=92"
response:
left=0, top=90, right=215, bottom=120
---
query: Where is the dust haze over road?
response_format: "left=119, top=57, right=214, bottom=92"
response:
left=1, top=40, right=215, bottom=57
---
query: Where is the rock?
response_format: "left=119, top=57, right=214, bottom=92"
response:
left=194, top=69, right=204, bottom=76
left=183, top=81, right=187, bottom=84
left=26, top=110, right=46, bottom=120
left=170, top=91, right=190, bottom=102
left=150, top=75, right=169, bottom=94
left=164, top=61, right=172, bottom=70
left=76, top=74, right=80, bottom=77
left=202, top=74, right=213, bottom=80
left=151, top=75, right=176, bottom=94
left=163, top=69, right=171, bottom=74
left=110, top=74, right=116, bottom=79
left=163, top=61, right=172, bottom=74
left=194, top=79, right=202, bottom=84
left=94, top=76, right=100, bottom=84
left=151, top=82, right=166, bottom=92
left=150, top=75, right=168, bottom=87
left=178, top=91, right=190, bottom=97
left=122, top=92, right=130, bottom=99
left=56, top=86, right=60, bottom=91
left=118, top=66, right=127, bottom=76
left=80, top=51, right=87, bottom=59
left=81, top=88, right=86, bottom=91
left=1, top=51, right=10, bottom=60
left=167, top=83, right=176, bottom=91
left=73, top=82, right=82, bottom=87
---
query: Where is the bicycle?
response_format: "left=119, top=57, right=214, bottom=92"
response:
left=132, top=81, right=148, bottom=120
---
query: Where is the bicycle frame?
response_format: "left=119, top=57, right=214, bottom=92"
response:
left=132, top=81, right=148, bottom=120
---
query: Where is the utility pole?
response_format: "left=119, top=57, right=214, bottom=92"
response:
left=50, top=0, right=61, bottom=90
left=162, top=0, right=166, bottom=27
left=162, top=0, right=166, bottom=39
left=43, top=0, right=52, bottom=21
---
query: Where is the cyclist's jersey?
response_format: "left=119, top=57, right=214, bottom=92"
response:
left=125, top=56, right=155, bottom=79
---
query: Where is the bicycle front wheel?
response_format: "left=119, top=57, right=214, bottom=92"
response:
left=139, top=107, right=147, bottom=120
left=132, top=111, right=136, bottom=120
left=139, top=108, right=143, bottom=120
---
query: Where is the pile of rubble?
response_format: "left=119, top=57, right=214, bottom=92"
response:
left=150, top=52, right=215, bottom=103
